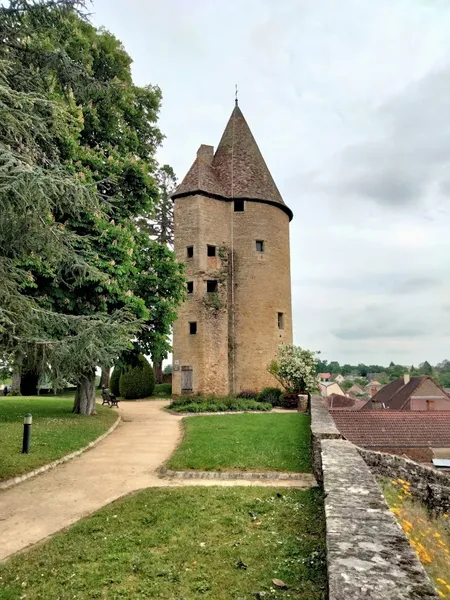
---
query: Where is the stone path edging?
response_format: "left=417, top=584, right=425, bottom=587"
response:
left=0, top=415, right=121, bottom=492
left=160, top=467, right=317, bottom=485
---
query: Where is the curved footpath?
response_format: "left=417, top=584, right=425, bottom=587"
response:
left=0, top=401, right=311, bottom=562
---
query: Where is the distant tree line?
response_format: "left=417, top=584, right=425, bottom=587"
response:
left=316, top=358, right=450, bottom=387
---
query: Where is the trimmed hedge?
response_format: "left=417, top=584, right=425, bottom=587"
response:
left=119, top=354, right=155, bottom=400
left=257, top=387, right=283, bottom=406
left=281, top=393, right=299, bottom=409
left=168, top=396, right=272, bottom=413
left=109, top=367, right=121, bottom=397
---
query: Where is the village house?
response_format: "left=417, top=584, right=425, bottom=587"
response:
left=347, top=383, right=365, bottom=397
left=319, top=381, right=346, bottom=397
left=365, top=380, right=382, bottom=398
left=318, top=372, right=331, bottom=382
left=361, top=374, right=450, bottom=411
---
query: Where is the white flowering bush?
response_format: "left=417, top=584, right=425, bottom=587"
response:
left=268, top=345, right=320, bottom=393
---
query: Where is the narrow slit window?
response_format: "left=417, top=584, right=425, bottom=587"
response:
left=207, top=280, right=218, bottom=293
left=187, top=246, right=194, bottom=258
left=207, top=245, right=216, bottom=257
left=234, top=199, right=245, bottom=212
left=189, top=322, right=197, bottom=335
left=256, top=240, right=264, bottom=253
left=278, top=312, right=284, bottom=330
left=187, top=281, right=194, bottom=294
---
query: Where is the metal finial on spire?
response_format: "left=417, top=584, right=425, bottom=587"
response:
left=235, top=84, right=238, bottom=106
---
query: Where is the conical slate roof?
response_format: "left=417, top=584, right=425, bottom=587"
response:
left=173, top=151, right=226, bottom=198
left=212, top=105, right=284, bottom=205
left=172, top=104, right=292, bottom=220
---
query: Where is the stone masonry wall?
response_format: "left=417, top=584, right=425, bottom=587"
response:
left=359, top=448, right=450, bottom=516
left=173, top=193, right=293, bottom=395
left=172, top=194, right=230, bottom=395
left=232, top=201, right=293, bottom=393
left=311, top=397, right=438, bottom=599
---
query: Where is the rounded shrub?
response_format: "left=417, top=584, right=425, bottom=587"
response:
left=257, top=387, right=283, bottom=406
left=109, top=367, right=121, bottom=397
left=119, top=354, right=155, bottom=400
left=236, top=389, right=258, bottom=399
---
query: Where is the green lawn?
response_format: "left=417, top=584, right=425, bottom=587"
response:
left=0, top=487, right=326, bottom=600
left=167, top=413, right=311, bottom=473
left=0, top=397, right=117, bottom=481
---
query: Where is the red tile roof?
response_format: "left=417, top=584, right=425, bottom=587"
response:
left=362, top=376, right=449, bottom=410
left=331, top=411, right=450, bottom=448
left=326, top=394, right=367, bottom=410
left=318, top=372, right=331, bottom=379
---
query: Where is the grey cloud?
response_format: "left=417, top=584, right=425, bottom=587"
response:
left=332, top=303, right=429, bottom=341
left=325, top=64, right=450, bottom=207
left=334, top=324, right=427, bottom=341
left=298, top=273, right=442, bottom=296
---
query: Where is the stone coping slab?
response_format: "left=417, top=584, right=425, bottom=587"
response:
left=160, top=467, right=316, bottom=486
left=321, top=439, right=438, bottom=599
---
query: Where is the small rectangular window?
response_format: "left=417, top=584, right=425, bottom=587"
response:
left=207, top=280, right=218, bottom=293
left=234, top=199, right=245, bottom=212
left=207, top=245, right=216, bottom=257
left=187, top=281, right=194, bottom=294
left=278, top=312, right=284, bottom=330
left=189, top=322, right=197, bottom=335
left=256, top=240, right=264, bottom=253
left=187, top=246, right=194, bottom=258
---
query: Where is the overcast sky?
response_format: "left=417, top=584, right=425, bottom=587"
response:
left=93, top=0, right=450, bottom=366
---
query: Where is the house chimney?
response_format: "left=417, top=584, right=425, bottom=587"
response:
left=403, top=373, right=410, bottom=385
left=197, top=144, right=214, bottom=163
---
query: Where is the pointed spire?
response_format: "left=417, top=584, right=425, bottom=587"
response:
left=173, top=103, right=292, bottom=220
left=212, top=105, right=285, bottom=206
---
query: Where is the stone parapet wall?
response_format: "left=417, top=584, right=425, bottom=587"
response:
left=359, top=448, right=450, bottom=516
left=310, top=396, right=438, bottom=599
left=310, top=395, right=341, bottom=483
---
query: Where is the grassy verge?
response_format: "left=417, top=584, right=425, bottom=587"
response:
left=0, top=487, right=326, bottom=600
left=380, top=477, right=450, bottom=598
left=0, top=397, right=117, bottom=481
left=169, top=396, right=272, bottom=412
left=167, top=413, right=311, bottom=473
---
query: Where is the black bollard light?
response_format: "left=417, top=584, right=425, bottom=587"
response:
left=22, top=413, right=32, bottom=454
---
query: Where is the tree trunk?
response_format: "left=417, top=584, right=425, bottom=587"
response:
left=100, top=367, right=111, bottom=389
left=73, top=370, right=96, bottom=415
left=153, top=360, right=163, bottom=384
left=20, top=370, right=39, bottom=396
left=11, top=355, right=22, bottom=395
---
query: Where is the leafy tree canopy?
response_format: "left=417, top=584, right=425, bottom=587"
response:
left=0, top=0, right=184, bottom=413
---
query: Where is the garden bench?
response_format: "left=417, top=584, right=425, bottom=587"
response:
left=101, top=388, right=119, bottom=408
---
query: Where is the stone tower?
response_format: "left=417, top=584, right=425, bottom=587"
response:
left=171, top=102, right=293, bottom=395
